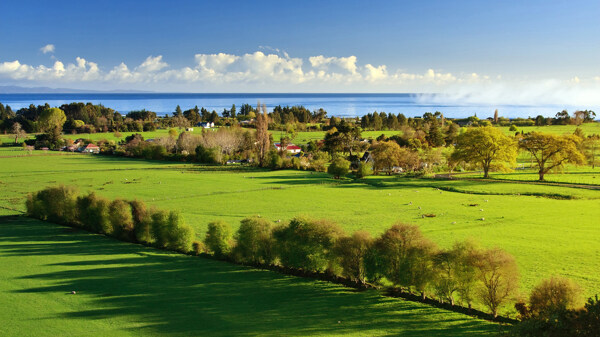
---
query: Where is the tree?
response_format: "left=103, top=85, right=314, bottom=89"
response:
left=232, top=217, right=276, bottom=265
left=451, top=126, right=517, bottom=178
left=39, top=107, right=66, bottom=133
left=11, top=122, right=27, bottom=144
left=174, top=105, right=183, bottom=117
left=377, top=223, right=438, bottom=299
left=371, top=141, right=403, bottom=174
left=519, top=132, right=585, bottom=181
left=273, top=216, right=344, bottom=272
left=433, top=241, right=479, bottom=306
left=204, top=220, right=232, bottom=258
left=230, top=104, right=236, bottom=119
left=584, top=134, right=600, bottom=168
left=255, top=102, right=270, bottom=166
left=334, top=231, right=372, bottom=284
left=327, top=157, right=350, bottom=179
left=473, top=247, right=519, bottom=317
left=529, top=276, right=582, bottom=317
left=172, top=115, right=189, bottom=130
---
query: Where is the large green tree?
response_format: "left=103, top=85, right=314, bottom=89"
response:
left=519, top=132, right=585, bottom=181
left=39, top=107, right=66, bottom=133
left=451, top=126, right=517, bottom=178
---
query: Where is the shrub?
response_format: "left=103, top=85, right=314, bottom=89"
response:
left=166, top=211, right=194, bottom=253
left=327, top=157, right=351, bottom=179
left=76, top=192, right=112, bottom=234
left=334, top=231, right=372, bottom=284
left=130, top=200, right=152, bottom=244
left=150, top=209, right=170, bottom=248
left=529, top=276, right=582, bottom=317
left=192, top=241, right=205, bottom=255
left=204, top=220, right=232, bottom=258
left=196, top=144, right=222, bottom=164
left=108, top=199, right=134, bottom=241
left=232, top=217, right=276, bottom=264
left=273, top=216, right=344, bottom=272
left=355, top=162, right=373, bottom=179
left=26, top=185, right=78, bottom=225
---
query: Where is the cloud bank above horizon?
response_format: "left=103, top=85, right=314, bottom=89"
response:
left=1, top=49, right=599, bottom=107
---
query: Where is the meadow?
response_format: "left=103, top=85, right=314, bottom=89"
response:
left=1, top=146, right=600, bottom=302
left=0, top=215, right=502, bottom=336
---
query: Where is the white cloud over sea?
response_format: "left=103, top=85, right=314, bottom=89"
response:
left=1, top=50, right=600, bottom=106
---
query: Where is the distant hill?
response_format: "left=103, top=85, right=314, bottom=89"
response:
left=0, top=85, right=151, bottom=94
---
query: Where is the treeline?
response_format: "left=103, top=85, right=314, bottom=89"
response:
left=26, top=185, right=195, bottom=254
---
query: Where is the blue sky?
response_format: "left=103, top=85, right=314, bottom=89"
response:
left=0, top=0, right=599, bottom=102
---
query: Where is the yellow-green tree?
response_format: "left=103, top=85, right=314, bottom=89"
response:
left=371, top=141, right=402, bottom=174
left=39, top=107, right=66, bottom=133
left=519, top=132, right=585, bottom=181
left=451, top=126, right=517, bottom=178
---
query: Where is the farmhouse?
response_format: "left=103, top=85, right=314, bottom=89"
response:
left=274, top=143, right=301, bottom=154
left=197, top=122, right=214, bottom=128
left=81, top=143, right=100, bottom=154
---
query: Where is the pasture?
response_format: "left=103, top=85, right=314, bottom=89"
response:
left=1, top=146, right=600, bottom=303
left=0, top=216, right=501, bottom=336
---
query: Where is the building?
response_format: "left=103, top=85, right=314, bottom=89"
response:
left=197, top=122, right=214, bottom=128
left=82, top=143, right=100, bottom=154
left=274, top=143, right=302, bottom=154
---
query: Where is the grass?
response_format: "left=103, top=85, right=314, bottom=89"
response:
left=1, top=146, right=600, bottom=303
left=0, top=216, right=502, bottom=336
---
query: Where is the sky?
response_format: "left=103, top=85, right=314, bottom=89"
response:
left=0, top=0, right=599, bottom=104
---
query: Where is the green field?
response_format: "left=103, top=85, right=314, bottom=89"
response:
left=0, top=215, right=502, bottom=336
left=1, top=147, right=600, bottom=302
left=497, top=123, right=600, bottom=136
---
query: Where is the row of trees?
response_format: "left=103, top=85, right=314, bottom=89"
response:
left=450, top=126, right=586, bottom=180
left=202, top=216, right=522, bottom=317
left=26, top=185, right=195, bottom=253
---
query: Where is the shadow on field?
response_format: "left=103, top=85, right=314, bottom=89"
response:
left=0, top=216, right=502, bottom=336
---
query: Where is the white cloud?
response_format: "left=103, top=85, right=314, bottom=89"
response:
left=1, top=50, right=599, bottom=106
left=40, top=44, right=55, bottom=54
left=137, top=55, right=168, bottom=72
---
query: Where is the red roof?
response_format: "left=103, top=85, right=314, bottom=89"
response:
left=85, top=144, right=100, bottom=148
left=275, top=143, right=301, bottom=151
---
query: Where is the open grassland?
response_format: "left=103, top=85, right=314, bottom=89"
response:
left=497, top=123, right=600, bottom=136
left=460, top=166, right=600, bottom=186
left=0, top=216, right=501, bottom=337
left=1, top=147, right=600, bottom=301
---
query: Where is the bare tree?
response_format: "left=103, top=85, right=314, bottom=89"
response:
left=473, top=247, right=519, bottom=317
left=11, top=122, right=27, bottom=144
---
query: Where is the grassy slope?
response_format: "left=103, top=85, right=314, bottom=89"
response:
left=0, top=216, right=501, bottom=336
left=1, top=147, right=600, bottom=300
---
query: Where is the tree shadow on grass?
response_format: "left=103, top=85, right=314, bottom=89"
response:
left=0, top=216, right=503, bottom=336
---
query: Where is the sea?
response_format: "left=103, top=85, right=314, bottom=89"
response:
left=0, top=93, right=589, bottom=119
